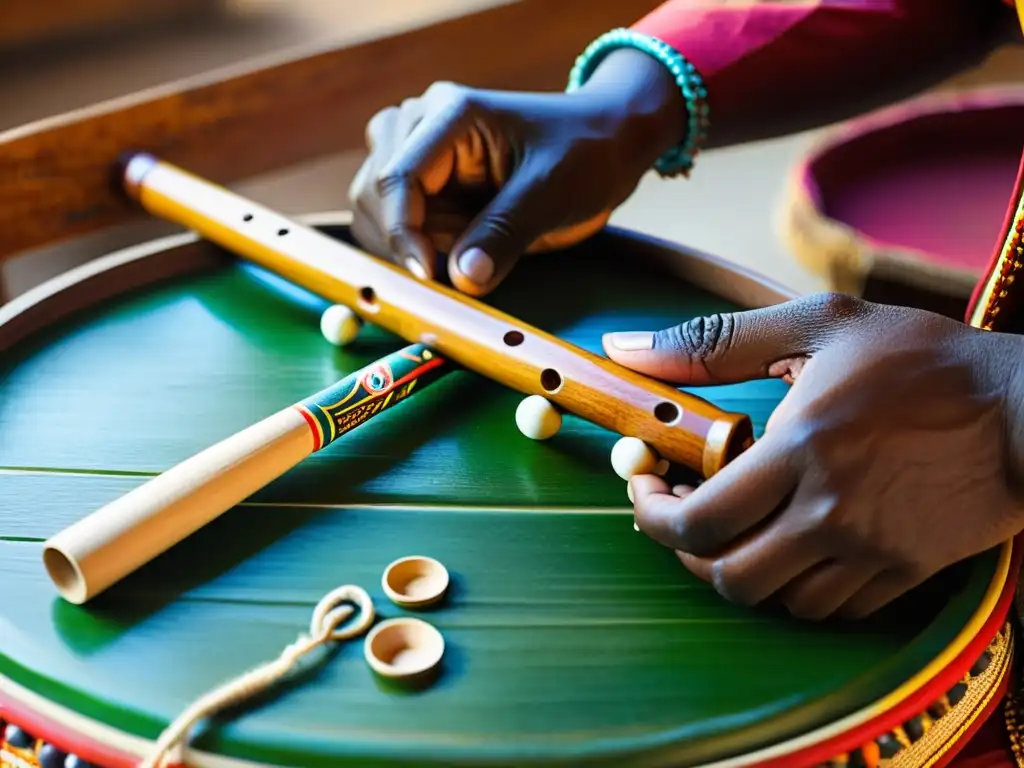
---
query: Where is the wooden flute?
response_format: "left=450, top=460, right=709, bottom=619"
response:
left=43, top=344, right=451, bottom=604
left=119, top=152, right=753, bottom=477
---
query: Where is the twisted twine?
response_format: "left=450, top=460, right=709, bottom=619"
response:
left=140, top=585, right=376, bottom=768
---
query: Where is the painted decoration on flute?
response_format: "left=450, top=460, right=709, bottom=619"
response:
left=295, top=346, right=447, bottom=451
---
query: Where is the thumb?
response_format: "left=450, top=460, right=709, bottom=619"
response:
left=447, top=159, right=560, bottom=297
left=602, top=292, right=867, bottom=384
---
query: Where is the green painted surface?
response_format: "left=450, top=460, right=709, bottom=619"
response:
left=0, top=227, right=999, bottom=766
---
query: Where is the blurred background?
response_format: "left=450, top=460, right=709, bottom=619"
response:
left=2, top=0, right=1023, bottom=302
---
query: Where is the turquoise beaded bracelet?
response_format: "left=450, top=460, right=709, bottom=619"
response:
left=566, top=28, right=709, bottom=178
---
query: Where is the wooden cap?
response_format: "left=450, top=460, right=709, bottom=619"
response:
left=364, top=617, right=445, bottom=680
left=382, top=555, right=449, bottom=609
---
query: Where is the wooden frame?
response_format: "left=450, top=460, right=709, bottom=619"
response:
left=0, top=0, right=662, bottom=272
left=0, top=0, right=219, bottom=51
left=0, top=210, right=1018, bottom=768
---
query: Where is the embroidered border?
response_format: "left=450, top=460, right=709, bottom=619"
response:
left=819, top=621, right=1013, bottom=767
left=969, top=194, right=1024, bottom=330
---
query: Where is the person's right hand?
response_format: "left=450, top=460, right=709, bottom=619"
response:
left=348, top=48, right=688, bottom=296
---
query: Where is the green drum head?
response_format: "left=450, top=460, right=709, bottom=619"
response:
left=0, top=224, right=1002, bottom=767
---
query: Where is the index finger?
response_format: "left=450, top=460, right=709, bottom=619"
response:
left=631, top=432, right=797, bottom=557
left=376, top=110, right=463, bottom=280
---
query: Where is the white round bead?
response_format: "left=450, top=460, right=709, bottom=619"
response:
left=320, top=304, right=363, bottom=346
left=515, top=395, right=561, bottom=440
left=610, top=436, right=660, bottom=481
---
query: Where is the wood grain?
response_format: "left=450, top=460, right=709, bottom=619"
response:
left=0, top=0, right=660, bottom=262
left=0, top=0, right=215, bottom=50
left=0, top=211, right=789, bottom=507
left=128, top=158, right=754, bottom=476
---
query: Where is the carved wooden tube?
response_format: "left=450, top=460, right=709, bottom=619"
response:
left=121, top=153, right=754, bottom=477
left=43, top=345, right=449, bottom=604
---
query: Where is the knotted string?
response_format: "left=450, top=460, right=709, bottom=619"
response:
left=141, top=585, right=376, bottom=768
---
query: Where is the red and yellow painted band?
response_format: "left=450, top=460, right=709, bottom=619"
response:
left=293, top=405, right=324, bottom=452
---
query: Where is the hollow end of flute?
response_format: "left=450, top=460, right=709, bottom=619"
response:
left=116, top=151, right=159, bottom=200
left=702, top=413, right=755, bottom=478
left=42, top=544, right=90, bottom=605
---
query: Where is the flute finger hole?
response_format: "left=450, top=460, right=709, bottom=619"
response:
left=655, top=402, right=680, bottom=424
left=277, top=228, right=290, bottom=237
left=358, top=286, right=379, bottom=313
left=242, top=213, right=253, bottom=222
left=503, top=330, right=524, bottom=346
left=540, top=368, right=562, bottom=393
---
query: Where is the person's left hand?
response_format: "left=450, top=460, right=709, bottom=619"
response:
left=602, top=292, right=1024, bottom=620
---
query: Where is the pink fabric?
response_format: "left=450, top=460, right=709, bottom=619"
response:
left=798, top=96, right=1023, bottom=273
left=630, top=0, right=998, bottom=145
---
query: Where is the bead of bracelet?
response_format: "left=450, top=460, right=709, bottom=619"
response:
left=566, top=28, right=710, bottom=178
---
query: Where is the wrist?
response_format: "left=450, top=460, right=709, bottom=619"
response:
left=577, top=48, right=688, bottom=165
left=566, top=29, right=709, bottom=178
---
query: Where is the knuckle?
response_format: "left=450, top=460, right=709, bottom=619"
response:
left=709, top=561, right=757, bottom=606
left=478, top=211, right=518, bottom=242
left=376, top=169, right=410, bottom=198
left=366, top=106, right=399, bottom=139
left=425, top=80, right=459, bottom=98
left=426, top=81, right=476, bottom=116
left=669, top=511, right=724, bottom=557
left=655, top=312, right=737, bottom=361
left=802, top=291, right=867, bottom=322
left=808, top=497, right=894, bottom=563
left=808, top=495, right=856, bottom=540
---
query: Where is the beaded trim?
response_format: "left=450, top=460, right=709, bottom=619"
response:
left=969, top=188, right=1024, bottom=330
left=0, top=626, right=1012, bottom=768
left=0, top=722, right=98, bottom=768
left=565, top=28, right=710, bottom=178
left=816, top=621, right=1013, bottom=768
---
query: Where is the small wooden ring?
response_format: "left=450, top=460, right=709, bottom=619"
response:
left=381, top=555, right=450, bottom=609
left=364, top=617, right=445, bottom=681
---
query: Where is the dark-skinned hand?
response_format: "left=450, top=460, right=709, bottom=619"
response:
left=603, top=292, right=1024, bottom=621
left=348, top=49, right=687, bottom=296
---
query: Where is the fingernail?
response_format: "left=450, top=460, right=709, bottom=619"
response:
left=457, top=247, right=494, bottom=285
left=605, top=332, right=653, bottom=351
left=405, top=255, right=428, bottom=280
